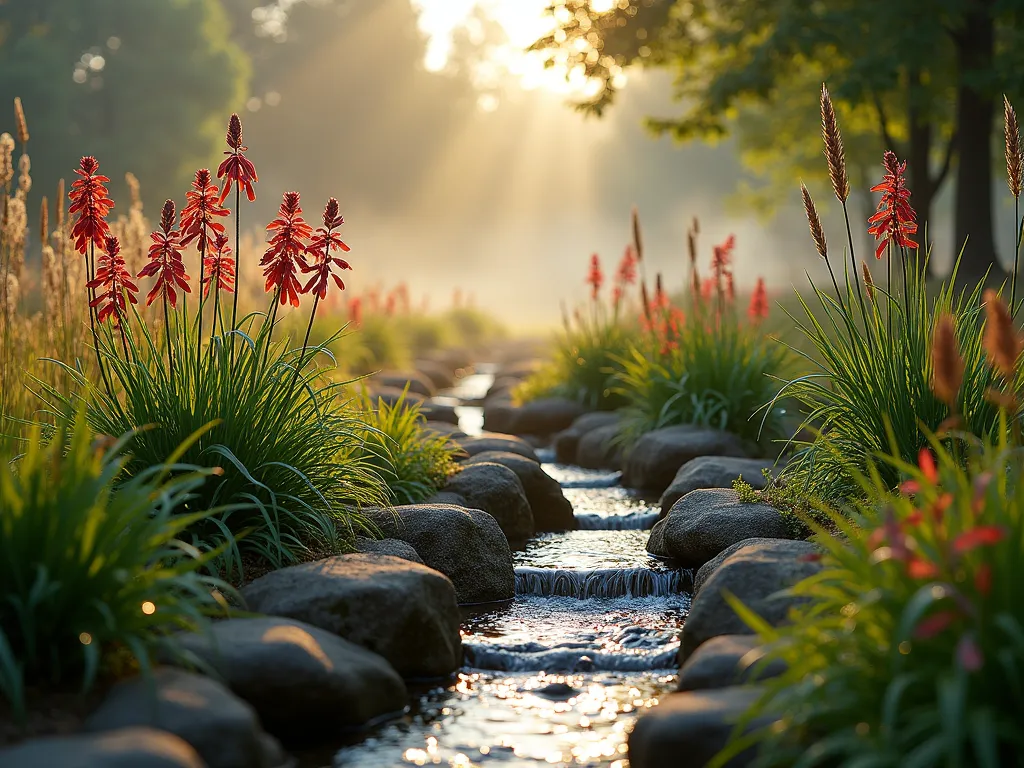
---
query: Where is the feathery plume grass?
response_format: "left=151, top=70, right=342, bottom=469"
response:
left=983, top=290, right=1022, bottom=381
left=1005, top=96, right=1022, bottom=199
left=931, top=314, right=965, bottom=409
left=631, top=205, right=643, bottom=262
left=801, top=183, right=828, bottom=260
left=13, top=97, right=28, bottom=145
left=820, top=84, right=849, bottom=202
left=0, top=133, right=13, bottom=188
left=862, top=261, right=875, bottom=303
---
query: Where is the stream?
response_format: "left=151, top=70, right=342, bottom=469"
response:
left=331, top=367, right=693, bottom=767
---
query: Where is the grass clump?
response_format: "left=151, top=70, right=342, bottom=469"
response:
left=346, top=388, right=461, bottom=505
left=0, top=412, right=231, bottom=721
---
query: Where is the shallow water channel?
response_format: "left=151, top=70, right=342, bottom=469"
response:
left=323, top=369, right=692, bottom=767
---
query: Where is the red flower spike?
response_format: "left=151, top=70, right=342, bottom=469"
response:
left=68, top=156, right=114, bottom=255
left=953, top=526, right=1006, bottom=554
left=261, top=191, right=312, bottom=306
left=974, top=563, right=993, bottom=596
left=616, top=245, right=637, bottom=286
left=301, top=198, right=352, bottom=300
left=914, top=610, right=957, bottom=640
left=868, top=151, right=918, bottom=259
left=907, top=558, right=940, bottom=579
left=138, top=200, right=191, bottom=309
left=348, top=296, right=363, bottom=326
left=586, top=254, right=603, bottom=300
left=180, top=169, right=228, bottom=251
left=203, top=233, right=236, bottom=297
left=217, top=113, right=258, bottom=204
left=88, top=236, right=139, bottom=325
left=748, top=277, right=769, bottom=321
left=918, top=448, right=939, bottom=483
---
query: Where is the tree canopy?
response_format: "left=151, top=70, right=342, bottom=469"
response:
left=0, top=0, right=249, bottom=211
left=532, top=0, right=1024, bottom=279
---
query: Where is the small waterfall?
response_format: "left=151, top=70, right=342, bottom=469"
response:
left=515, top=566, right=690, bottom=599
left=464, top=641, right=679, bottom=673
left=575, top=511, right=661, bottom=530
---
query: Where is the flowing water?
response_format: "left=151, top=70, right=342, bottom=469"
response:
left=323, top=368, right=691, bottom=767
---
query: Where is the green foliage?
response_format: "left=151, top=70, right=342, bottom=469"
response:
left=44, top=313, right=388, bottom=580
left=442, top=307, right=507, bottom=349
left=0, top=0, right=249, bottom=209
left=0, top=413, right=230, bottom=720
left=717, top=433, right=1024, bottom=767
left=345, top=389, right=460, bottom=506
left=516, top=305, right=637, bottom=411
left=780, top=252, right=1019, bottom=502
left=614, top=315, right=791, bottom=451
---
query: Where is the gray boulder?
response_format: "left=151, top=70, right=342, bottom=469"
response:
left=0, top=728, right=205, bottom=768
left=436, top=462, right=534, bottom=542
left=660, top=457, right=777, bottom=516
left=454, top=433, right=540, bottom=463
left=553, top=412, right=620, bottom=464
left=369, top=386, right=426, bottom=409
left=355, top=536, right=424, bottom=564
left=507, top=397, right=588, bottom=436
left=370, top=503, right=515, bottom=603
left=423, top=421, right=467, bottom=440
left=576, top=423, right=623, bottom=470
left=419, top=401, right=460, bottom=425
left=646, top=489, right=791, bottom=568
left=481, top=399, right=517, bottom=434
left=466, top=451, right=576, bottom=532
left=622, top=426, right=751, bottom=494
left=415, top=359, right=456, bottom=391
left=628, top=687, right=768, bottom=768
left=177, top=617, right=407, bottom=737
left=677, top=635, right=787, bottom=692
left=374, top=371, right=436, bottom=398
left=694, top=537, right=798, bottom=596
left=682, top=539, right=823, bottom=660
left=85, top=669, right=280, bottom=768
left=241, top=554, right=462, bottom=679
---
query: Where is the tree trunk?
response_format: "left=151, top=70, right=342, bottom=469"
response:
left=953, top=0, right=999, bottom=283
left=907, top=71, right=936, bottom=275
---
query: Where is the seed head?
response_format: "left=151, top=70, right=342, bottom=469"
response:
left=931, top=314, right=964, bottom=409
left=226, top=113, right=243, bottom=151
left=13, top=97, right=29, bottom=145
left=1005, top=96, right=1022, bottom=199
left=631, top=205, right=643, bottom=261
left=0, top=133, right=14, bottom=187
left=159, top=199, right=176, bottom=234
left=801, top=184, right=828, bottom=261
left=862, top=261, right=875, bottom=303
left=983, top=290, right=1023, bottom=381
left=820, top=84, right=849, bottom=202
left=39, top=196, right=48, bottom=242
left=56, top=179, right=65, bottom=231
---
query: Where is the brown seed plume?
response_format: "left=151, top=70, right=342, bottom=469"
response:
left=983, top=290, right=1023, bottom=380
left=931, top=314, right=964, bottom=409
left=801, top=184, right=828, bottom=260
left=1005, top=96, right=1022, bottom=199
left=13, top=97, right=29, bottom=144
left=56, top=179, right=65, bottom=231
left=631, top=205, right=643, bottom=261
left=39, top=196, right=48, bottom=242
left=862, top=261, right=875, bottom=303
left=820, top=84, right=849, bottom=202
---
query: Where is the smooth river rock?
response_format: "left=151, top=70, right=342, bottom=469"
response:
left=682, top=538, right=823, bottom=660
left=466, top=451, right=576, bottom=532
left=659, top=457, right=777, bottom=516
left=0, top=728, right=205, bottom=768
left=435, top=462, right=535, bottom=542
left=355, top=536, right=424, bottom=565
left=646, top=489, right=791, bottom=568
left=677, top=634, right=787, bottom=692
left=622, top=426, right=751, bottom=494
left=370, top=503, right=515, bottom=603
left=454, top=433, right=540, bottom=463
left=177, top=617, right=408, bottom=738
left=86, top=669, right=281, bottom=768
left=374, top=370, right=436, bottom=398
left=241, top=553, right=462, bottom=679
left=576, top=423, right=624, bottom=471
left=552, top=412, right=620, bottom=464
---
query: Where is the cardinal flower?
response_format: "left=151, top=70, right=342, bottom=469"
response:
left=262, top=191, right=312, bottom=306
left=586, top=253, right=603, bottom=300
left=138, top=200, right=190, bottom=308
left=868, top=151, right=918, bottom=258
left=301, top=198, right=352, bottom=300
left=616, top=245, right=638, bottom=286
left=88, top=235, right=138, bottom=325
left=180, top=169, right=228, bottom=251
left=203, top=233, right=236, bottom=297
left=217, top=113, right=258, bottom=204
left=748, top=277, right=769, bottom=321
left=68, top=156, right=113, bottom=255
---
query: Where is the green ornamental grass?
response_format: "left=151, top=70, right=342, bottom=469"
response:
left=0, top=413, right=231, bottom=721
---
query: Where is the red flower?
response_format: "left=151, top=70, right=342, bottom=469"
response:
left=868, top=151, right=918, bottom=259
left=349, top=296, right=363, bottom=326
left=216, top=113, right=258, bottom=204
left=914, top=610, right=957, bottom=640
left=88, top=236, right=139, bottom=325
left=180, top=169, right=228, bottom=251
left=616, top=245, right=637, bottom=286
left=956, top=634, right=984, bottom=672
left=301, top=198, right=352, bottom=300
left=68, top=156, right=113, bottom=255
left=900, top=447, right=940, bottom=494
left=907, top=558, right=940, bottom=579
left=748, top=277, right=769, bottom=321
left=974, top=563, right=993, bottom=595
left=138, top=200, right=190, bottom=308
left=586, top=253, right=603, bottom=300
left=261, top=191, right=312, bottom=307
left=953, top=526, right=1006, bottom=554
left=203, top=233, right=236, bottom=297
